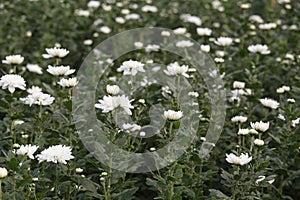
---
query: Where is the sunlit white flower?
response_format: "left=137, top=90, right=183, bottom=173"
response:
left=226, top=152, right=252, bottom=165
left=176, top=40, right=194, bottom=48
left=27, top=86, right=42, bottom=94
left=15, top=144, right=39, bottom=159
left=26, top=64, right=43, bottom=74
left=196, top=27, right=212, bottom=36
left=125, top=13, right=140, bottom=20
left=200, top=44, right=210, bottom=52
left=254, top=139, right=264, bottom=146
left=250, top=121, right=269, bottom=132
left=100, top=26, right=111, bottom=34
left=164, top=62, right=189, bottom=78
left=237, top=129, right=250, bottom=135
left=42, top=47, right=69, bottom=58
left=231, top=116, right=247, bottom=123
left=249, top=15, right=264, bottom=23
left=161, top=31, right=171, bottom=37
left=47, top=65, right=75, bottom=76
left=106, top=85, right=120, bottom=95
left=291, top=118, right=300, bottom=127
left=260, top=98, right=279, bottom=109
left=117, top=60, right=145, bottom=76
left=214, top=57, right=224, bottom=63
left=141, top=5, right=158, bottom=12
left=259, top=23, right=277, bottom=30
left=83, top=39, right=93, bottom=46
left=233, top=81, right=245, bottom=89
left=20, top=92, right=55, bottom=106
left=188, top=92, right=199, bottom=97
left=115, top=17, right=126, bottom=24
left=76, top=168, right=83, bottom=173
left=0, top=167, right=8, bottom=179
left=276, top=87, right=285, bottom=93
left=134, top=42, right=143, bottom=48
left=214, top=37, right=233, bottom=46
left=180, top=14, right=202, bottom=26
left=122, top=123, right=141, bottom=132
left=145, top=44, right=160, bottom=52
left=173, top=27, right=187, bottom=35
left=164, top=110, right=183, bottom=120
left=57, top=77, right=78, bottom=87
left=0, top=74, right=26, bottom=93
left=95, top=95, right=134, bottom=115
left=87, top=0, right=100, bottom=8
left=75, top=9, right=90, bottom=17
left=36, top=145, right=74, bottom=164
left=13, top=120, right=24, bottom=126
left=2, top=55, right=24, bottom=65
left=278, top=114, right=286, bottom=121
left=216, top=50, right=225, bottom=57
left=248, top=44, right=271, bottom=54
left=287, top=98, right=295, bottom=103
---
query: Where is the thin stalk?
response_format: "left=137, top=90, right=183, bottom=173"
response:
left=0, top=179, right=2, bottom=200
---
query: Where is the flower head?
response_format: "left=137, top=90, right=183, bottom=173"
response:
left=57, top=77, right=78, bottom=87
left=42, top=47, right=69, bottom=58
left=250, top=121, right=269, bottom=132
left=248, top=44, right=271, bottom=54
left=47, top=65, right=75, bottom=76
left=164, top=62, right=189, bottom=78
left=106, top=85, right=120, bottom=95
left=260, top=98, right=279, bottom=109
left=214, top=37, right=233, bottom=46
left=0, top=74, right=26, bottom=93
left=175, top=40, right=194, bottom=48
left=15, top=144, right=39, bottom=159
left=20, top=92, right=55, bottom=106
left=196, top=27, right=212, bottom=36
left=231, top=116, right=247, bottom=123
left=254, top=139, right=264, bottom=146
left=26, top=64, right=43, bottom=74
left=226, top=152, right=252, bottom=165
left=164, top=110, right=183, bottom=120
left=2, top=55, right=24, bottom=65
left=0, top=167, right=8, bottom=179
left=117, top=60, right=145, bottom=76
left=36, top=145, right=74, bottom=164
left=95, top=95, right=134, bottom=115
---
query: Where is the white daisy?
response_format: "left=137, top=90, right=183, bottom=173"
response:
left=0, top=74, right=26, bottom=93
left=95, top=95, right=134, bottom=115
left=2, top=55, right=24, bottom=65
left=36, top=145, right=74, bottom=164
left=117, top=60, right=145, bottom=76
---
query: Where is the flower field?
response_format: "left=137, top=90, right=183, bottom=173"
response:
left=0, top=0, right=299, bottom=199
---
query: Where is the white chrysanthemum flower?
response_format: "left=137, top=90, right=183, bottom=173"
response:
left=0, top=167, right=8, bottom=179
left=287, top=98, right=295, bottom=103
left=214, top=37, right=233, bottom=46
left=173, top=27, right=187, bottom=35
left=115, top=17, right=126, bottom=24
left=83, top=39, right=93, bottom=46
left=237, top=128, right=250, bottom=135
left=2, top=55, right=24, bottom=65
left=122, top=123, right=141, bottom=132
left=57, top=77, right=78, bottom=87
left=20, top=92, right=55, bottom=106
left=0, top=74, right=26, bottom=93
left=117, top=60, right=145, bottom=76
left=200, top=44, right=210, bottom=52
left=26, top=64, right=43, bottom=74
left=188, top=92, right=199, bottom=97
left=125, top=13, right=140, bottom=20
left=278, top=114, right=286, bottom=121
left=75, top=9, right=90, bottom=17
left=259, top=23, right=277, bottom=30
left=36, top=145, right=74, bottom=164
left=164, top=110, right=183, bottom=120
left=106, top=85, right=120, bottom=95
left=214, top=57, right=224, bottom=63
left=231, top=116, right=248, bottom=123
left=248, top=44, right=271, bottom=54
left=175, top=40, right=194, bottom=48
left=95, top=95, right=134, bottom=115
left=13, top=120, right=24, bottom=126
left=141, top=5, right=158, bottom=12
left=87, top=0, right=100, bottom=8
left=226, top=153, right=252, bottom=165
left=250, top=121, right=269, bottom=132
left=100, top=26, right=111, bottom=34
left=254, top=139, right=264, bottom=146
left=15, top=144, right=39, bottom=159
left=42, top=47, right=69, bottom=58
left=164, top=62, right=189, bottom=78
left=47, top=65, right=75, bottom=76
left=249, top=15, right=264, bottom=23
left=161, top=31, right=171, bottom=37
left=75, top=168, right=83, bottom=173
left=134, top=42, right=143, bottom=48
left=233, top=81, right=245, bottom=89
left=145, top=44, right=160, bottom=52
left=180, top=14, right=202, bottom=26
left=27, top=86, right=42, bottom=94
left=260, top=98, right=279, bottom=109
left=291, top=118, right=300, bottom=127
left=276, top=87, right=285, bottom=93
left=196, top=27, right=212, bottom=36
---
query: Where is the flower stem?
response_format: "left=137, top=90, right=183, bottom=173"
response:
left=0, top=179, right=2, bottom=200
